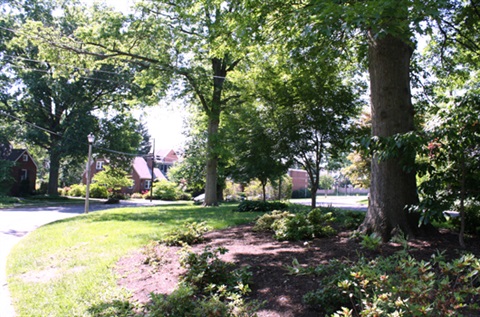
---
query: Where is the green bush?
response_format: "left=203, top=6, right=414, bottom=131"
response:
left=253, top=210, right=294, bottom=231
left=162, top=221, right=211, bottom=246
left=291, top=189, right=312, bottom=198
left=68, top=184, right=86, bottom=197
left=254, top=207, right=336, bottom=241
left=89, top=183, right=108, bottom=198
left=235, top=200, right=288, bottom=212
left=151, top=180, right=185, bottom=201
left=294, top=252, right=480, bottom=316
left=145, top=246, right=258, bottom=317
left=179, top=246, right=252, bottom=297
left=451, top=201, right=480, bottom=235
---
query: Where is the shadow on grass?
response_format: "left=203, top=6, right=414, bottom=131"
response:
left=44, top=203, right=258, bottom=228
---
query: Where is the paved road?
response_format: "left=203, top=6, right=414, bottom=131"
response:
left=0, top=199, right=166, bottom=317
left=293, top=195, right=368, bottom=212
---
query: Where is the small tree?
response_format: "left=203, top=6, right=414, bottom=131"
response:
left=92, top=165, right=132, bottom=200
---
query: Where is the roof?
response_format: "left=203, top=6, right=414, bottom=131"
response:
left=6, top=149, right=27, bottom=162
left=153, top=149, right=180, bottom=164
left=5, top=149, right=38, bottom=169
left=133, top=157, right=167, bottom=180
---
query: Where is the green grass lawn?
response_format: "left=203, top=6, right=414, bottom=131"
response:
left=7, top=202, right=258, bottom=317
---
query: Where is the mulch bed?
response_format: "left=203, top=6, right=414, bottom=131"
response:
left=115, top=223, right=480, bottom=317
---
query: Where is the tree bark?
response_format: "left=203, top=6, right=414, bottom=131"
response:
left=47, top=147, right=61, bottom=196
left=204, top=113, right=220, bottom=206
left=359, top=33, right=420, bottom=241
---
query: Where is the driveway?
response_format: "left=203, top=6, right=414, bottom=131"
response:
left=0, top=199, right=167, bottom=317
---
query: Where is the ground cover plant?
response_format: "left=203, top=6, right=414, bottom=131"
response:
left=6, top=203, right=258, bottom=317
left=8, top=202, right=480, bottom=317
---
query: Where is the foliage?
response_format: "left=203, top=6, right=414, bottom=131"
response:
left=68, top=184, right=86, bottom=197
left=151, top=179, right=186, bottom=201
left=359, top=233, right=382, bottom=251
left=235, top=200, right=288, bottom=213
left=296, top=252, right=480, bottom=316
left=451, top=201, right=480, bottom=235
left=319, top=175, right=335, bottom=190
left=292, top=188, right=312, bottom=199
left=0, top=160, right=15, bottom=195
left=145, top=246, right=258, bottom=317
left=142, top=241, right=169, bottom=270
left=255, top=208, right=337, bottom=241
left=253, top=210, right=294, bottom=232
left=161, top=221, right=211, bottom=246
left=89, top=183, right=108, bottom=199
left=92, top=165, right=133, bottom=197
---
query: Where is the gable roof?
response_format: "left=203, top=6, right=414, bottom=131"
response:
left=6, top=149, right=38, bottom=169
left=133, top=157, right=167, bottom=181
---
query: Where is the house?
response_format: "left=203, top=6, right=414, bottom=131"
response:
left=5, top=149, right=37, bottom=196
left=153, top=149, right=181, bottom=176
left=84, top=149, right=180, bottom=194
left=124, top=156, right=167, bottom=194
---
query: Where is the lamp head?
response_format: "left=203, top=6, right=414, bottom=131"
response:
left=87, top=133, right=94, bottom=144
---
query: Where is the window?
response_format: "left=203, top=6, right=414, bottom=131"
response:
left=128, top=181, right=135, bottom=189
left=20, top=169, right=28, bottom=181
left=96, top=161, right=104, bottom=170
left=22, top=154, right=28, bottom=162
left=144, top=180, right=152, bottom=189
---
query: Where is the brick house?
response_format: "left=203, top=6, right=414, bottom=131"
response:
left=83, top=149, right=180, bottom=194
left=6, top=149, right=37, bottom=196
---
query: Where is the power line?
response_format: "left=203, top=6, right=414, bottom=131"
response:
left=0, top=110, right=148, bottom=157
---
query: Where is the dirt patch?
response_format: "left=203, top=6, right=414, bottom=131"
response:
left=115, top=224, right=480, bottom=317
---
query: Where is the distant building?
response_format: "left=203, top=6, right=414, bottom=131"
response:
left=288, top=168, right=309, bottom=192
left=83, top=149, right=180, bottom=194
left=5, top=149, right=37, bottom=196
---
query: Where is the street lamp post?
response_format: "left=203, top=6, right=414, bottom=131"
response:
left=84, top=133, right=94, bottom=214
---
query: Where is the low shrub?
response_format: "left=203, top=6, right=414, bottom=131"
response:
left=68, top=184, right=86, bottom=197
left=179, top=246, right=253, bottom=297
left=293, top=252, right=480, bottom=316
left=130, top=192, right=143, bottom=199
left=151, top=180, right=185, bottom=201
left=162, top=221, right=211, bottom=246
left=235, top=200, right=288, bottom=212
left=146, top=246, right=258, bottom=317
left=291, top=189, right=312, bottom=199
left=89, top=183, right=108, bottom=199
left=254, top=207, right=337, bottom=241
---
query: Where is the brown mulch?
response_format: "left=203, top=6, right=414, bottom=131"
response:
left=115, top=224, right=480, bottom=317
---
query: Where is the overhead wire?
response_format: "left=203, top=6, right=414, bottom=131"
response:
left=0, top=110, right=150, bottom=157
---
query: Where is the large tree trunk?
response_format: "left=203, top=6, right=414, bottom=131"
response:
left=47, top=147, right=61, bottom=196
left=359, top=33, right=420, bottom=241
left=204, top=114, right=220, bottom=206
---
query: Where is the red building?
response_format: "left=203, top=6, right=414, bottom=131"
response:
left=288, top=168, right=309, bottom=192
left=6, top=149, right=37, bottom=196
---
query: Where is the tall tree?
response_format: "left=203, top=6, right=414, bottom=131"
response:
left=255, top=0, right=450, bottom=240
left=3, top=0, right=147, bottom=195
left=20, top=0, right=257, bottom=205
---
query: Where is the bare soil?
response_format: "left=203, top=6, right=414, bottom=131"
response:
left=116, top=223, right=480, bottom=317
